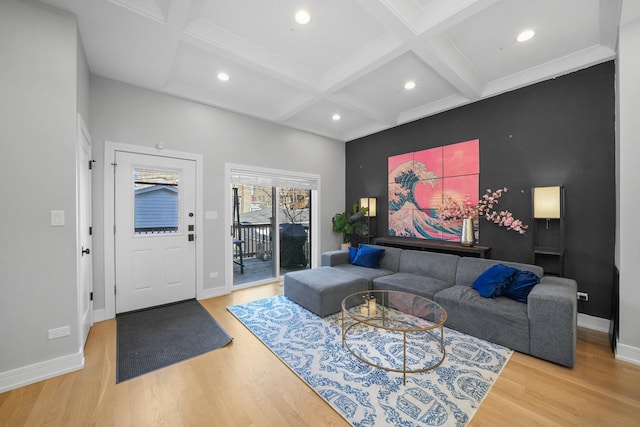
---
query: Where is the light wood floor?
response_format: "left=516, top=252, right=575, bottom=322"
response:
left=1, top=282, right=639, bottom=426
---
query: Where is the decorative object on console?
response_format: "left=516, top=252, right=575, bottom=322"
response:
left=460, top=217, right=475, bottom=246
left=437, top=188, right=528, bottom=246
left=532, top=185, right=564, bottom=276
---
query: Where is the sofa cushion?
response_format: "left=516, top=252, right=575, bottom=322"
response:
left=352, top=244, right=385, bottom=268
left=455, top=257, right=543, bottom=287
left=372, top=273, right=453, bottom=300
left=370, top=244, right=403, bottom=273
left=333, top=264, right=394, bottom=282
left=284, top=267, right=369, bottom=317
left=504, top=270, right=540, bottom=303
left=472, top=264, right=518, bottom=298
left=398, top=250, right=459, bottom=283
left=434, top=285, right=530, bottom=353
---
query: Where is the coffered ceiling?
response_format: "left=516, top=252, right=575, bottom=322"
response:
left=40, top=0, right=622, bottom=142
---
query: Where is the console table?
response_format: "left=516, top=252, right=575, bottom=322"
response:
left=373, top=236, right=491, bottom=258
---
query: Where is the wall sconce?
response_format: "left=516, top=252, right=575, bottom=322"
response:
left=360, top=197, right=377, bottom=217
left=533, top=186, right=562, bottom=228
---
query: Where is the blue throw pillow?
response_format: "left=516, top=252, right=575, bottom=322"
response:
left=472, top=264, right=518, bottom=298
left=503, top=270, right=540, bottom=303
left=352, top=244, right=385, bottom=269
left=348, top=246, right=358, bottom=264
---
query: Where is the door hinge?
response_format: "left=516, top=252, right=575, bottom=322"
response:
left=114, top=285, right=117, bottom=295
left=90, top=292, right=93, bottom=301
left=89, top=160, right=96, bottom=170
left=89, top=226, right=92, bottom=236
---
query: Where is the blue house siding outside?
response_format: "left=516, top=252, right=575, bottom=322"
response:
left=135, top=185, right=178, bottom=233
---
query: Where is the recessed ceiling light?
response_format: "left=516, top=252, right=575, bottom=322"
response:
left=516, top=29, right=535, bottom=43
left=332, top=114, right=341, bottom=121
left=295, top=9, right=311, bottom=25
left=217, top=72, right=229, bottom=81
left=404, top=81, right=416, bottom=90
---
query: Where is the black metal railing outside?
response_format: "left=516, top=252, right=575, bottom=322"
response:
left=233, top=223, right=310, bottom=262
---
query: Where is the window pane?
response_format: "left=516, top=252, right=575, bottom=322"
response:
left=134, top=168, right=179, bottom=235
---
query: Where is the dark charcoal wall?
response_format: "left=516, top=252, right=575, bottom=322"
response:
left=345, top=61, right=615, bottom=318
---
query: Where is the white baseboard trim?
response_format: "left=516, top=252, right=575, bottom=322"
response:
left=0, top=351, right=84, bottom=393
left=577, top=313, right=610, bottom=333
left=616, top=342, right=640, bottom=366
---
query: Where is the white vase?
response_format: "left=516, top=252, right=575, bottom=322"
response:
left=460, top=217, right=475, bottom=247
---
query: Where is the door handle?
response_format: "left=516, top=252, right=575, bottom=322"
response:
left=81, top=247, right=91, bottom=256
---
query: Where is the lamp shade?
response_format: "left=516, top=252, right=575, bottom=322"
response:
left=533, top=186, right=561, bottom=219
left=360, top=197, right=377, bottom=217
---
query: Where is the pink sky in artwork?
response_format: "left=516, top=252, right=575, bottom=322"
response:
left=413, top=147, right=443, bottom=178
left=388, top=152, right=413, bottom=176
left=443, top=139, right=479, bottom=177
left=443, top=174, right=480, bottom=205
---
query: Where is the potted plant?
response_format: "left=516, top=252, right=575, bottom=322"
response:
left=332, top=202, right=369, bottom=249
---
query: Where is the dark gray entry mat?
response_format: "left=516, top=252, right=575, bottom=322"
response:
left=116, top=299, right=232, bottom=383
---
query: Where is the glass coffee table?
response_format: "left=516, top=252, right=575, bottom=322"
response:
left=341, top=290, right=447, bottom=384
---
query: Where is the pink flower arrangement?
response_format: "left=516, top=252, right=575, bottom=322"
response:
left=437, top=187, right=528, bottom=234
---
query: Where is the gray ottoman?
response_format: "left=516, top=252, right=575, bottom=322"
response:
left=284, top=266, right=369, bottom=317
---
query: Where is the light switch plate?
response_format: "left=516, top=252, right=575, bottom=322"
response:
left=50, top=210, right=65, bottom=226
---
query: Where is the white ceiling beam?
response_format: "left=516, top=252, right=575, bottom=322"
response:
left=411, top=35, right=485, bottom=101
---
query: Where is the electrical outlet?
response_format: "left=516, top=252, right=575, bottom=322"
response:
left=48, top=326, right=70, bottom=339
left=577, top=292, right=588, bottom=302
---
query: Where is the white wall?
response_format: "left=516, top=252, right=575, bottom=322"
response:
left=89, top=76, right=346, bottom=311
left=616, top=2, right=640, bottom=364
left=0, top=0, right=84, bottom=387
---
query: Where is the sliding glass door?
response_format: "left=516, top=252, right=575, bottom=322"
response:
left=229, top=165, right=317, bottom=288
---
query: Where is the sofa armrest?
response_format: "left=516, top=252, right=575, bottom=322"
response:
left=321, top=250, right=349, bottom=267
left=528, top=276, right=577, bottom=367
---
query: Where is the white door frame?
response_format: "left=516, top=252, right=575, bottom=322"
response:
left=224, top=163, right=320, bottom=293
left=104, top=141, right=203, bottom=319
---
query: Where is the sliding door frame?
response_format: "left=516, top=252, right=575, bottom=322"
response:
left=224, top=163, right=320, bottom=293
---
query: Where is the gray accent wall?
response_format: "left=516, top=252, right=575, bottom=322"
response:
left=345, top=62, right=616, bottom=319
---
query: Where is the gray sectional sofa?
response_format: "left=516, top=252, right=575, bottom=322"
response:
left=305, top=244, right=577, bottom=367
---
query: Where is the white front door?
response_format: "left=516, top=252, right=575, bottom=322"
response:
left=77, top=114, right=93, bottom=346
left=115, top=151, right=196, bottom=313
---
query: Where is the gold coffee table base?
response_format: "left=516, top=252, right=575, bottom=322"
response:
left=341, top=290, right=447, bottom=385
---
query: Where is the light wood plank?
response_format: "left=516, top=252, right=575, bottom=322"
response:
left=1, top=281, right=638, bottom=426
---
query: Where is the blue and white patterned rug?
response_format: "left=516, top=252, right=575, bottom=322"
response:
left=227, top=295, right=512, bottom=427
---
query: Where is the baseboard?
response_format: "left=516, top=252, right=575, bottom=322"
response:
left=616, top=342, right=640, bottom=366
left=577, top=313, right=610, bottom=333
left=576, top=314, right=640, bottom=366
left=0, top=351, right=84, bottom=393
